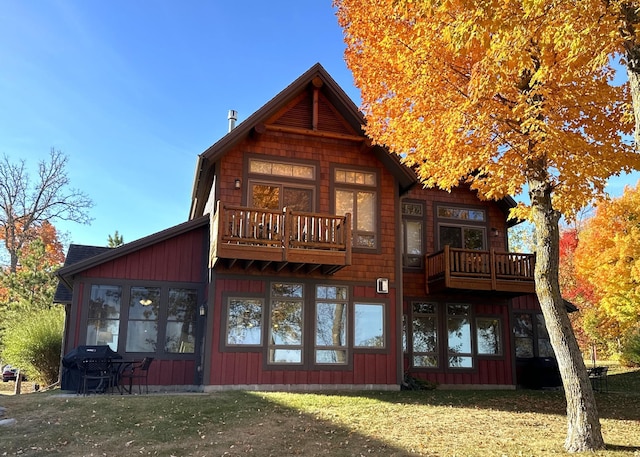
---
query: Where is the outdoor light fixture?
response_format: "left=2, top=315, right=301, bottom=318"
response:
left=376, top=278, right=389, bottom=294
left=491, top=227, right=500, bottom=237
left=234, top=178, right=241, bottom=189
left=199, top=304, right=207, bottom=316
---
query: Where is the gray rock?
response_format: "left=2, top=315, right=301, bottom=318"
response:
left=0, top=418, right=16, bottom=426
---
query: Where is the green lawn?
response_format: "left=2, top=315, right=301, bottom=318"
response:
left=0, top=365, right=638, bottom=456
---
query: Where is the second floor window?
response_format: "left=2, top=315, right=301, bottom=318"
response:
left=334, top=168, right=378, bottom=249
left=248, top=158, right=316, bottom=212
left=436, top=205, right=487, bottom=250
left=402, top=201, right=424, bottom=268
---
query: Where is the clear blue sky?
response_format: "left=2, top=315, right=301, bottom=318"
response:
left=1, top=1, right=638, bottom=250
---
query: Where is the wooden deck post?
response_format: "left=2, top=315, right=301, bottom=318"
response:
left=490, top=248, right=497, bottom=291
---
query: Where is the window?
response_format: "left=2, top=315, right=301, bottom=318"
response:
left=86, top=285, right=121, bottom=351
left=514, top=312, right=554, bottom=358
left=402, top=201, right=424, bottom=268
left=126, top=287, right=160, bottom=352
left=315, top=286, right=348, bottom=364
left=85, top=283, right=200, bottom=357
left=410, top=302, right=500, bottom=370
left=226, top=298, right=263, bottom=346
left=354, top=303, right=385, bottom=348
left=436, top=205, right=487, bottom=250
left=268, top=283, right=304, bottom=364
left=476, top=318, right=502, bottom=355
left=334, top=168, right=377, bottom=249
left=447, top=304, right=473, bottom=368
left=165, top=288, right=197, bottom=353
left=248, top=158, right=316, bottom=212
left=412, top=302, right=438, bottom=367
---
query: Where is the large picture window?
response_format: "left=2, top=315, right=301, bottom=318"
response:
left=85, top=282, right=200, bottom=357
left=86, top=285, right=122, bottom=352
left=268, top=283, right=304, bottom=364
left=334, top=168, right=378, bottom=249
left=409, top=301, right=501, bottom=370
left=513, top=312, right=554, bottom=358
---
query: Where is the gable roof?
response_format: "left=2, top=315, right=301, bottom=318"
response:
left=53, top=244, right=112, bottom=304
left=189, top=63, right=418, bottom=218
left=56, top=216, right=209, bottom=289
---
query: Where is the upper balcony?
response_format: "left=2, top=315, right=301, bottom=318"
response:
left=425, top=246, right=535, bottom=296
left=210, top=201, right=352, bottom=274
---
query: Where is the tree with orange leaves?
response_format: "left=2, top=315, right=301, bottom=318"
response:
left=574, top=184, right=640, bottom=357
left=335, top=0, right=640, bottom=451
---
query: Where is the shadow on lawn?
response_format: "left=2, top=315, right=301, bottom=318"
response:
left=328, top=370, right=640, bottom=423
left=2, top=390, right=420, bottom=457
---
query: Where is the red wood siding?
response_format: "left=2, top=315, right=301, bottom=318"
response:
left=512, top=294, right=541, bottom=311
left=81, top=228, right=206, bottom=282
left=208, top=277, right=398, bottom=386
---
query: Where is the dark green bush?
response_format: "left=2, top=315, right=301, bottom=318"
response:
left=620, top=330, right=640, bottom=367
left=2, top=306, right=64, bottom=385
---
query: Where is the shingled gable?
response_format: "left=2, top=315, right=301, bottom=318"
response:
left=189, top=62, right=417, bottom=219
left=53, top=244, right=112, bottom=304
left=56, top=215, right=208, bottom=289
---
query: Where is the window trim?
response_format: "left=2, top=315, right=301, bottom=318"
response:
left=402, top=199, right=425, bottom=269
left=80, top=279, right=203, bottom=361
left=331, top=164, right=381, bottom=252
left=220, top=293, right=265, bottom=351
left=434, top=202, right=489, bottom=251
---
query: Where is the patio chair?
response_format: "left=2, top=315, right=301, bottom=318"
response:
left=79, top=358, right=114, bottom=395
left=120, top=357, right=154, bottom=394
left=588, top=366, right=608, bottom=393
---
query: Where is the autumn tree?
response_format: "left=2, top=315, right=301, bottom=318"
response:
left=335, top=0, right=640, bottom=451
left=0, top=148, right=92, bottom=272
left=574, top=184, right=640, bottom=357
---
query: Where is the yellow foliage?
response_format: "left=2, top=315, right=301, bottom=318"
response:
left=334, top=0, right=640, bottom=218
left=574, top=183, right=640, bottom=336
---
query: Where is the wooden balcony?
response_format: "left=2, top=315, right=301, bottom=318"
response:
left=210, top=201, right=352, bottom=274
left=425, top=246, right=535, bottom=296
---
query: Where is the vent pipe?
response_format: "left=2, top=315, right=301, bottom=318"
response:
left=227, top=109, right=238, bottom=132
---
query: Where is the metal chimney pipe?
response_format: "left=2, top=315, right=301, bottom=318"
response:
left=228, top=110, right=238, bottom=132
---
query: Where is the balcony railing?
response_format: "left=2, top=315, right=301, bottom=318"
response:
left=210, top=201, right=351, bottom=274
left=425, top=246, right=535, bottom=295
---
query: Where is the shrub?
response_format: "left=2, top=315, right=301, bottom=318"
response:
left=2, top=306, right=64, bottom=385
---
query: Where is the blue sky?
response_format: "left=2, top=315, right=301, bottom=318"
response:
left=1, top=1, right=638, bottom=250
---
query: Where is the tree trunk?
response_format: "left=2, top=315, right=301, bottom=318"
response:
left=628, top=62, right=640, bottom=152
left=529, top=177, right=605, bottom=452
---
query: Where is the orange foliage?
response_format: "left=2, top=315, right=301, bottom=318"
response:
left=334, top=0, right=639, bottom=218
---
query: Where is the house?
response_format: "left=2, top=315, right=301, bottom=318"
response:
left=57, top=63, right=549, bottom=391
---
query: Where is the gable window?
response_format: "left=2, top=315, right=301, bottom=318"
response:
left=268, top=283, right=304, bottom=364
left=165, top=288, right=197, bottom=353
left=86, top=285, right=122, bottom=352
left=402, top=201, right=424, bottom=268
left=334, top=168, right=378, bottom=249
left=248, top=158, right=316, bottom=212
left=437, top=205, right=487, bottom=250
left=315, top=286, right=348, bottom=364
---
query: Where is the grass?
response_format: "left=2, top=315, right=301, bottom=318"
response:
left=0, top=364, right=638, bottom=457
